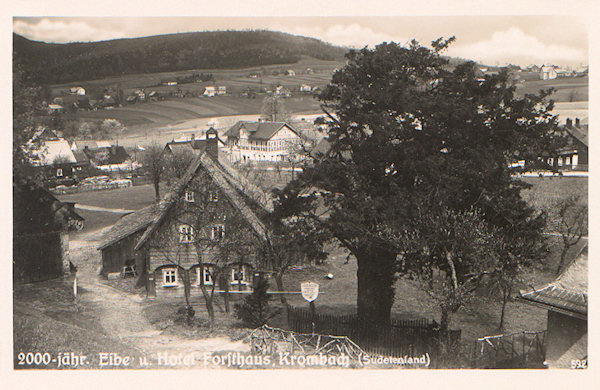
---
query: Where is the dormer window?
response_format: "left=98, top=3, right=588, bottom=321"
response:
left=179, top=225, right=195, bottom=243
left=185, top=191, right=195, bottom=202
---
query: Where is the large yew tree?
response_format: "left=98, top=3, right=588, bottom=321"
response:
left=274, top=39, right=564, bottom=337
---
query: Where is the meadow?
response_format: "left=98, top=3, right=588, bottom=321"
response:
left=515, top=73, right=588, bottom=103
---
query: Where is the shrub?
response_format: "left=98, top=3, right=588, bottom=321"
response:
left=234, top=279, right=280, bottom=328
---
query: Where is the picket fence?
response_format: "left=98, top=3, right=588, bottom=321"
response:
left=286, top=304, right=459, bottom=359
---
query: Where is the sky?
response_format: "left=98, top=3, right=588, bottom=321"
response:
left=13, top=16, right=588, bottom=68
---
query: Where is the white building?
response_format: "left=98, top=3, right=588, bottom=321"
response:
left=204, top=86, right=216, bottom=97
left=300, top=84, right=312, bottom=92
left=70, top=86, right=86, bottom=96
left=224, top=121, right=303, bottom=163
left=540, top=65, right=558, bottom=80
left=217, top=86, right=227, bottom=95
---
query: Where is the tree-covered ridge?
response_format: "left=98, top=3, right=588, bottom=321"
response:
left=13, top=30, right=347, bottom=85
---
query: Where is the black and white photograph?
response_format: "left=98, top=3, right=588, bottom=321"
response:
left=5, top=0, right=594, bottom=386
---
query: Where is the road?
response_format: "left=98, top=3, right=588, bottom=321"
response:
left=69, top=228, right=251, bottom=368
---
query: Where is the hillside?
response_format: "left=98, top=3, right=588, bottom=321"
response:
left=13, top=30, right=348, bottom=85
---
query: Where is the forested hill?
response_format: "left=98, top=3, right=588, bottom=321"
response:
left=13, top=30, right=348, bottom=85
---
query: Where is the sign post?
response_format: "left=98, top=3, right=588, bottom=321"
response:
left=301, top=282, right=319, bottom=333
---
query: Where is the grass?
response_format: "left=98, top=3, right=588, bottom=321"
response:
left=521, top=176, right=588, bottom=210
left=76, top=95, right=323, bottom=131
left=516, top=74, right=588, bottom=103
left=59, top=183, right=158, bottom=210
left=13, top=278, right=144, bottom=369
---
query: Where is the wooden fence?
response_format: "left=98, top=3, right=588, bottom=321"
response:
left=471, top=331, right=547, bottom=368
left=286, top=304, right=459, bottom=359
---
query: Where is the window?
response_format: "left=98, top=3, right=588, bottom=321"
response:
left=231, top=266, right=246, bottom=284
left=208, top=191, right=219, bottom=202
left=162, top=268, right=177, bottom=286
left=179, top=225, right=195, bottom=243
left=565, top=156, right=571, bottom=165
left=558, top=157, right=563, bottom=166
left=185, top=191, right=195, bottom=202
left=56, top=168, right=63, bottom=177
left=197, top=266, right=213, bottom=285
left=547, top=157, right=554, bottom=166
left=211, top=224, right=225, bottom=240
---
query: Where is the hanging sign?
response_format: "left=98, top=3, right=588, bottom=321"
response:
left=301, top=282, right=319, bottom=302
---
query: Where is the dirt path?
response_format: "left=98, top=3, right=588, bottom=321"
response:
left=70, top=230, right=250, bottom=367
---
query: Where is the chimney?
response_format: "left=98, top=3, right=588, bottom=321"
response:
left=575, top=118, right=580, bottom=127
left=205, top=127, right=218, bottom=160
left=566, top=118, right=572, bottom=127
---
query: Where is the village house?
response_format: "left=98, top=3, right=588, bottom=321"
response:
left=70, top=86, right=86, bottom=96
left=203, top=86, right=216, bottom=97
left=98, top=132, right=273, bottom=298
left=164, top=128, right=226, bottom=156
left=217, top=86, right=227, bottom=95
left=22, top=132, right=79, bottom=186
left=542, top=118, right=588, bottom=172
left=224, top=121, right=304, bottom=163
left=14, top=173, right=84, bottom=283
left=286, top=70, right=296, bottom=76
left=300, top=84, right=312, bottom=93
left=518, top=244, right=587, bottom=368
left=540, top=65, right=558, bottom=80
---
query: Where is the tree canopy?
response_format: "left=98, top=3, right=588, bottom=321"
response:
left=274, top=39, right=564, bottom=334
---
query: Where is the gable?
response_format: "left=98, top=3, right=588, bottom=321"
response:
left=270, top=125, right=300, bottom=141
left=134, top=152, right=268, bottom=252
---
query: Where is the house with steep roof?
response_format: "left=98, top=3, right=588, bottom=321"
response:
left=542, top=118, right=588, bottom=172
left=22, top=137, right=79, bottom=186
left=99, top=133, right=272, bottom=298
left=224, top=121, right=303, bottom=163
left=518, top=244, right=587, bottom=368
left=540, top=65, right=558, bottom=80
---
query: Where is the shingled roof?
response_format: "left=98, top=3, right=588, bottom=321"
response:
left=564, top=124, right=588, bottom=147
left=97, top=204, right=160, bottom=250
left=134, top=152, right=268, bottom=251
left=224, top=121, right=298, bottom=141
left=519, top=244, right=588, bottom=319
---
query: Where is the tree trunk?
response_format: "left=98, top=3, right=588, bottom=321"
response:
left=556, top=246, right=570, bottom=275
left=200, top=285, right=216, bottom=328
left=498, top=285, right=511, bottom=331
left=223, top=278, right=230, bottom=314
left=356, top=246, right=396, bottom=342
left=153, top=180, right=160, bottom=201
left=274, top=271, right=289, bottom=322
left=440, top=307, right=450, bottom=333
left=180, top=268, right=194, bottom=325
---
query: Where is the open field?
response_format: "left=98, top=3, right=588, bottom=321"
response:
left=516, top=74, right=588, bottom=103
left=521, top=176, right=588, bottom=210
left=77, top=95, right=322, bottom=131
left=59, top=184, right=158, bottom=210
